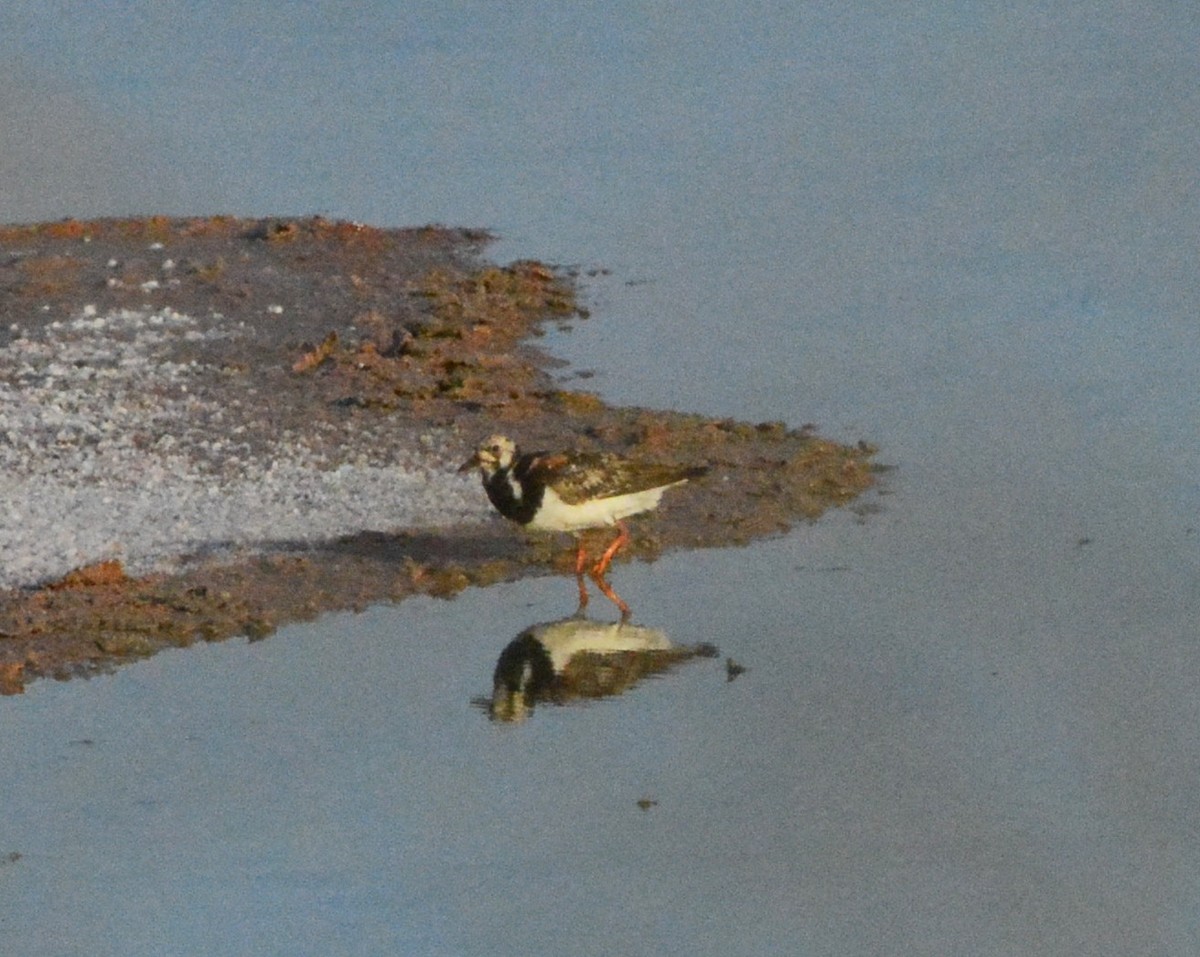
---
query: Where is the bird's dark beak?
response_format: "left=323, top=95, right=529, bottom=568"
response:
left=457, top=452, right=481, bottom=474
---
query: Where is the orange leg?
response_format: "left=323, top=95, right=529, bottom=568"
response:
left=589, top=571, right=631, bottom=620
left=574, top=538, right=590, bottom=611
left=592, top=521, right=630, bottom=579
left=589, top=522, right=632, bottom=619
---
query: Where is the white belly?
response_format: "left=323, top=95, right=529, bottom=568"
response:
left=525, top=484, right=674, bottom=532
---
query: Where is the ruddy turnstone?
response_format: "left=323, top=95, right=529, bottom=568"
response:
left=459, top=434, right=705, bottom=617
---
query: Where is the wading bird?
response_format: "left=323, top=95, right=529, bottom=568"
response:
left=460, top=434, right=704, bottom=617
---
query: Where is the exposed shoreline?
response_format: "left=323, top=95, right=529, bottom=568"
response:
left=0, top=216, right=878, bottom=692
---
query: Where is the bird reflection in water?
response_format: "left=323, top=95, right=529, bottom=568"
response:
left=482, top=614, right=719, bottom=723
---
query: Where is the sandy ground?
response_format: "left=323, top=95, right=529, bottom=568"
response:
left=0, top=216, right=878, bottom=692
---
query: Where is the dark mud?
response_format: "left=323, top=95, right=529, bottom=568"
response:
left=0, top=217, right=879, bottom=693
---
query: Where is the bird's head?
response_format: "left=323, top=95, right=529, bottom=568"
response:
left=458, top=434, right=517, bottom=476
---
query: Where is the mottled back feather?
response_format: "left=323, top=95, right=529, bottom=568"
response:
left=517, top=449, right=705, bottom=505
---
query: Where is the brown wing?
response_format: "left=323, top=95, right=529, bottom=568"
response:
left=540, top=450, right=703, bottom=505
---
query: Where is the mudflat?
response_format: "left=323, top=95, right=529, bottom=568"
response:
left=0, top=216, right=877, bottom=692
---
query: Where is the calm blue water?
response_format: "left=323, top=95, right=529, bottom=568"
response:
left=3, top=3, right=1200, bottom=955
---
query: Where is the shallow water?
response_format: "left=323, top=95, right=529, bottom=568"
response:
left=4, top=3, right=1200, bottom=955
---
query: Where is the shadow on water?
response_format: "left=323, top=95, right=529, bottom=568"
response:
left=475, top=613, right=719, bottom=723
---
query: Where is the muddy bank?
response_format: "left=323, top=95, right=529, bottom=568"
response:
left=0, top=217, right=879, bottom=693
